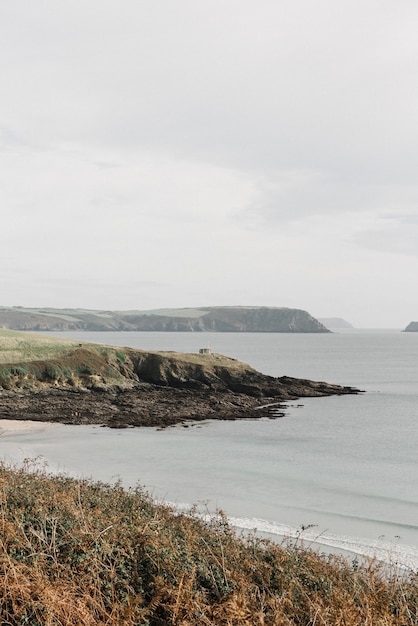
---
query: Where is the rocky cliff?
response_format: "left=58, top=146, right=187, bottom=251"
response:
left=0, top=306, right=329, bottom=333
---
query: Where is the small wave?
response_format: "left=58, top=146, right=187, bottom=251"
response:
left=164, top=501, right=418, bottom=572
left=227, top=516, right=418, bottom=572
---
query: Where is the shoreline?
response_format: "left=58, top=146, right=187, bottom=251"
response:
left=1, top=421, right=417, bottom=574
left=0, top=374, right=359, bottom=429
left=1, top=459, right=414, bottom=624
left=230, top=519, right=418, bottom=575
left=0, top=337, right=360, bottom=429
left=0, top=419, right=58, bottom=436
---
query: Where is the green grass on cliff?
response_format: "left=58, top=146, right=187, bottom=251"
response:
left=0, top=329, right=247, bottom=370
left=0, top=329, right=253, bottom=391
left=0, top=330, right=126, bottom=389
left=0, top=329, right=80, bottom=363
left=0, top=462, right=416, bottom=625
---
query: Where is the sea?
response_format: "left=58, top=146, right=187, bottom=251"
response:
left=1, top=329, right=417, bottom=572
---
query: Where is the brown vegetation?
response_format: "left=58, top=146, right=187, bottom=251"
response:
left=0, top=462, right=416, bottom=625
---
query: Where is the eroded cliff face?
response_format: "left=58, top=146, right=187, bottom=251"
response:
left=403, top=321, right=418, bottom=332
left=196, top=307, right=329, bottom=332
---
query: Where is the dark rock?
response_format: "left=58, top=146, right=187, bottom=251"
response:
left=0, top=342, right=360, bottom=429
left=0, top=373, right=360, bottom=430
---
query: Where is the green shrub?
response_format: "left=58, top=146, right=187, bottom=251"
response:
left=77, top=363, right=94, bottom=375
left=0, top=367, right=12, bottom=381
left=42, top=365, right=58, bottom=380
left=0, top=462, right=416, bottom=626
left=9, top=365, right=29, bottom=376
left=116, top=350, right=126, bottom=363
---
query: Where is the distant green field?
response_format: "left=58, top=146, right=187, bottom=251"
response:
left=119, top=308, right=207, bottom=318
left=0, top=306, right=208, bottom=320
left=0, top=307, right=116, bottom=321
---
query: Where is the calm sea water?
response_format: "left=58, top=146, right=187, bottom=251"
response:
left=1, top=330, right=417, bottom=570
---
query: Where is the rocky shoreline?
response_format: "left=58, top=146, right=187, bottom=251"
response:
left=0, top=376, right=359, bottom=429
left=0, top=338, right=360, bottom=429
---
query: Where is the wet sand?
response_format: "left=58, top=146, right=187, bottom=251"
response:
left=0, top=419, right=57, bottom=435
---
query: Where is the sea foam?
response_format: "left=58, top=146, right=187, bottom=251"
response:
left=228, top=515, right=418, bottom=573
left=167, top=501, right=418, bottom=573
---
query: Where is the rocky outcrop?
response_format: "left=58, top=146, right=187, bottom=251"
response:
left=0, top=306, right=330, bottom=333
left=403, top=322, right=418, bottom=332
left=0, top=346, right=359, bottom=428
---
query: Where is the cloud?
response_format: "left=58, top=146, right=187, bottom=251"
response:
left=2, top=2, right=417, bottom=177
left=1, top=1, right=418, bottom=325
left=351, top=214, right=418, bottom=258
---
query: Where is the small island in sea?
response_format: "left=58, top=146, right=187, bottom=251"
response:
left=0, top=329, right=356, bottom=428
left=403, top=321, right=418, bottom=332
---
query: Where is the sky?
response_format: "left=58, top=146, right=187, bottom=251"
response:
left=1, top=1, right=417, bottom=328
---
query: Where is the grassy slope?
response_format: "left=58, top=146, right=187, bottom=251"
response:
left=0, top=329, right=256, bottom=392
left=0, top=330, right=124, bottom=390
left=0, top=329, right=80, bottom=362
left=0, top=463, right=416, bottom=625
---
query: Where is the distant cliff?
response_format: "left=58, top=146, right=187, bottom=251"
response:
left=0, top=306, right=330, bottom=333
left=318, top=317, right=353, bottom=329
left=403, top=321, right=418, bottom=332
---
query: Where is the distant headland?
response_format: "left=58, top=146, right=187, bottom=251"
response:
left=0, top=306, right=330, bottom=333
left=403, top=321, right=418, bottom=332
left=317, top=317, right=353, bottom=329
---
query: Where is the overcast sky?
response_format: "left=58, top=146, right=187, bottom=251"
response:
left=1, top=1, right=417, bottom=327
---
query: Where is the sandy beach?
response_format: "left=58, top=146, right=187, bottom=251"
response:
left=0, top=419, right=57, bottom=436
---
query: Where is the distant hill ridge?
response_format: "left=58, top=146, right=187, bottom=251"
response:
left=318, top=317, right=353, bottom=329
left=0, top=306, right=330, bottom=333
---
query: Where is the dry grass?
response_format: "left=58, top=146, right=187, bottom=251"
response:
left=0, top=330, right=80, bottom=364
left=0, top=329, right=250, bottom=372
left=0, top=462, right=416, bottom=625
left=149, top=350, right=253, bottom=371
left=0, top=346, right=129, bottom=391
left=0, top=329, right=255, bottom=392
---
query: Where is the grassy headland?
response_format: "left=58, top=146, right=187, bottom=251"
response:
left=0, top=329, right=358, bottom=428
left=0, top=462, right=416, bottom=625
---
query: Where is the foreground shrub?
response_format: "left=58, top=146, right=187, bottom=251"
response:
left=0, top=462, right=416, bottom=625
